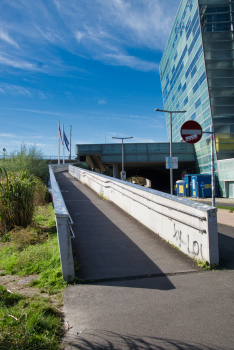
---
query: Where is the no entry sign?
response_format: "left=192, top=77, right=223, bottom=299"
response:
left=181, top=120, right=203, bottom=144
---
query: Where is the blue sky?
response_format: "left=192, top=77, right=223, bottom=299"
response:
left=0, top=0, right=181, bottom=157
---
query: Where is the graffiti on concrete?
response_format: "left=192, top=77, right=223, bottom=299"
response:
left=173, top=224, right=203, bottom=257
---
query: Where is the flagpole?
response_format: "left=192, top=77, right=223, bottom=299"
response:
left=63, top=124, right=65, bottom=164
left=70, top=125, right=72, bottom=160
left=58, top=120, right=60, bottom=164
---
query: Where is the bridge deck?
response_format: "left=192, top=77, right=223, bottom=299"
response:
left=55, top=171, right=200, bottom=282
left=55, top=172, right=234, bottom=350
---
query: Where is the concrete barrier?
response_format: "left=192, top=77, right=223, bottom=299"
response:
left=49, top=165, right=75, bottom=282
left=49, top=164, right=70, bottom=173
left=69, top=165, right=219, bottom=265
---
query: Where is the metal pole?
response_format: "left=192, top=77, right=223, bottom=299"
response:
left=170, top=112, right=173, bottom=195
left=155, top=109, right=186, bottom=195
left=58, top=120, right=60, bottom=164
left=210, top=125, right=215, bottom=207
left=70, top=125, right=72, bottom=160
left=63, top=124, right=65, bottom=164
left=122, top=139, right=124, bottom=172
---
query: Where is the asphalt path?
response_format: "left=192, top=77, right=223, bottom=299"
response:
left=54, top=172, right=234, bottom=350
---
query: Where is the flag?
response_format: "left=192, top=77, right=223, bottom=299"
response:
left=64, top=131, right=70, bottom=152
left=59, top=124, right=63, bottom=145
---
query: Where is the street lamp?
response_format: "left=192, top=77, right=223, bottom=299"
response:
left=155, top=109, right=186, bottom=195
left=112, top=137, right=133, bottom=179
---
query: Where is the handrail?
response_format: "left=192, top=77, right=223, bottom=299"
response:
left=69, top=225, right=75, bottom=239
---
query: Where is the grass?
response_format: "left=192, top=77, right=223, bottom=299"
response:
left=0, top=285, right=63, bottom=350
left=216, top=205, right=234, bottom=213
left=197, top=259, right=223, bottom=270
left=0, top=203, right=66, bottom=294
left=0, top=203, right=67, bottom=349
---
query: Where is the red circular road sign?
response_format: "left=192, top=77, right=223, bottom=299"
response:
left=180, top=120, right=203, bottom=144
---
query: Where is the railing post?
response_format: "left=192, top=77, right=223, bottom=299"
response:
left=56, top=215, right=75, bottom=282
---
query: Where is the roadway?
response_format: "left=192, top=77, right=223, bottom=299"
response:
left=54, top=172, right=234, bottom=350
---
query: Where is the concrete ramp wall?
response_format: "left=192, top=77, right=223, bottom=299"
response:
left=69, top=166, right=219, bottom=265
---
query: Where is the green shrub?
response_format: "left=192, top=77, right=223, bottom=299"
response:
left=0, top=144, right=48, bottom=182
left=0, top=171, right=46, bottom=232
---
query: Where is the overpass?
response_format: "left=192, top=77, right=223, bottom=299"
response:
left=76, top=142, right=197, bottom=192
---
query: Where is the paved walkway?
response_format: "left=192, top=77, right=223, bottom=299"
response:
left=189, top=198, right=234, bottom=227
left=55, top=172, right=234, bottom=350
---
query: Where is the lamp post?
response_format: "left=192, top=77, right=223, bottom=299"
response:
left=112, top=137, right=133, bottom=179
left=155, top=109, right=186, bottom=195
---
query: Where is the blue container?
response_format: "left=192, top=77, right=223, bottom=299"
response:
left=183, top=175, right=192, bottom=197
left=176, top=180, right=186, bottom=197
left=191, top=175, right=217, bottom=198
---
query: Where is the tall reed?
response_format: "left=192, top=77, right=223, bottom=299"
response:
left=0, top=144, right=48, bottom=182
left=0, top=171, right=46, bottom=232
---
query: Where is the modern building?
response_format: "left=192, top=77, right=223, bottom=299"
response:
left=159, top=0, right=234, bottom=197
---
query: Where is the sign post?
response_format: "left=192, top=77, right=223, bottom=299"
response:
left=112, top=136, right=133, bottom=181
left=181, top=121, right=215, bottom=207
left=121, top=171, right=126, bottom=180
left=180, top=120, right=203, bottom=144
left=155, top=109, right=186, bottom=195
left=166, top=157, right=178, bottom=169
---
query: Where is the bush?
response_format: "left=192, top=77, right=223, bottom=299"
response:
left=0, top=171, right=47, bottom=232
left=0, top=144, right=48, bottom=182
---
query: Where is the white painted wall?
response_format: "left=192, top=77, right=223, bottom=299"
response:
left=69, top=165, right=219, bottom=265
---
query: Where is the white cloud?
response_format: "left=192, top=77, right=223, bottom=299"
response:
left=103, top=53, right=158, bottom=71
left=1, top=107, right=63, bottom=116
left=0, top=54, right=36, bottom=70
left=98, top=99, right=106, bottom=105
left=0, top=83, right=31, bottom=96
left=0, top=29, right=19, bottom=48
left=75, top=31, right=84, bottom=42
left=0, top=0, right=180, bottom=73
left=0, top=133, right=17, bottom=137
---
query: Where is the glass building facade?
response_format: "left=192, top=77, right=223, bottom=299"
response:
left=159, top=0, right=234, bottom=197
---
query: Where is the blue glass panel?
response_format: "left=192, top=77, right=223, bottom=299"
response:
left=186, top=9, right=198, bottom=40
left=193, top=72, right=206, bottom=94
left=188, top=28, right=200, bottom=55
left=195, top=98, right=201, bottom=109
left=184, top=96, right=188, bottom=106
left=191, top=66, right=197, bottom=78
left=182, top=83, right=187, bottom=92
left=190, top=112, right=196, bottom=120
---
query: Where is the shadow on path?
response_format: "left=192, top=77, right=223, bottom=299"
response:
left=218, top=224, right=234, bottom=269
left=64, top=330, right=228, bottom=350
left=55, top=172, right=181, bottom=291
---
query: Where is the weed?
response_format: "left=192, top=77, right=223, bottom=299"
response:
left=216, top=205, right=234, bottom=213
left=171, top=243, right=180, bottom=251
left=197, top=259, right=223, bottom=270
left=100, top=193, right=107, bottom=200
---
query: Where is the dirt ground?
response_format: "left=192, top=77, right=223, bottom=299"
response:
left=0, top=271, right=63, bottom=308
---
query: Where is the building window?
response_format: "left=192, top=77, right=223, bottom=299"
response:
left=200, top=4, right=233, bottom=32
